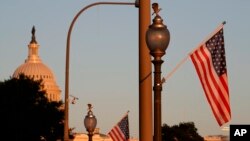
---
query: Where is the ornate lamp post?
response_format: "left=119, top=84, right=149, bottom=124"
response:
left=84, top=104, right=97, bottom=141
left=146, top=3, right=170, bottom=141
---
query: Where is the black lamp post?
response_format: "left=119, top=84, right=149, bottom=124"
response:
left=84, top=104, right=97, bottom=141
left=146, top=3, right=170, bottom=141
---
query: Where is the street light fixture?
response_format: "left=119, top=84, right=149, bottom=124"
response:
left=146, top=3, right=170, bottom=141
left=64, top=1, right=153, bottom=141
left=84, top=104, right=97, bottom=141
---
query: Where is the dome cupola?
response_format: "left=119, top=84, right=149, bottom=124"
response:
left=13, top=26, right=61, bottom=101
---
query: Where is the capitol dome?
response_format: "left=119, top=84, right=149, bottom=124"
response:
left=13, top=27, right=61, bottom=101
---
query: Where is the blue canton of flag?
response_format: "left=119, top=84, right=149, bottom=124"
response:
left=118, top=115, right=129, bottom=139
left=206, top=30, right=227, bottom=76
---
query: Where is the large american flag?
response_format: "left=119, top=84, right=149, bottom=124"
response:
left=190, top=27, right=231, bottom=126
left=108, top=114, right=129, bottom=141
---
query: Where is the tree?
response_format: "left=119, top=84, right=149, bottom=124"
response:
left=0, top=74, right=64, bottom=141
left=162, top=122, right=204, bottom=141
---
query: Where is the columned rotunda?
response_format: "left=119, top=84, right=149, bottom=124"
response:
left=13, top=27, right=61, bottom=101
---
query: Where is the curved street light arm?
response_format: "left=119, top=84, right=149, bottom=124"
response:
left=64, top=2, right=135, bottom=141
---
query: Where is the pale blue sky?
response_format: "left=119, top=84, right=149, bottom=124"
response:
left=1, top=0, right=250, bottom=138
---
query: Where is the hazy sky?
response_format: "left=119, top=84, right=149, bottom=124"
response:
left=1, top=0, right=250, bottom=138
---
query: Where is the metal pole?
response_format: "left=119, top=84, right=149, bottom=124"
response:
left=64, top=2, right=135, bottom=141
left=139, top=0, right=153, bottom=141
left=88, top=133, right=93, bottom=141
left=152, top=59, right=163, bottom=141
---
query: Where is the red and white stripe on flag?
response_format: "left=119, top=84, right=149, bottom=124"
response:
left=108, top=125, right=127, bottom=141
left=190, top=27, right=231, bottom=126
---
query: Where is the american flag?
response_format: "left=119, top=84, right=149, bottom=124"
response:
left=108, top=113, right=130, bottom=141
left=190, top=27, right=231, bottom=126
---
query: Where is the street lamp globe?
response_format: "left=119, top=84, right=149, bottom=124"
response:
left=84, top=111, right=97, bottom=133
left=146, top=11, right=170, bottom=58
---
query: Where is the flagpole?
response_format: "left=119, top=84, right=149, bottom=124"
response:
left=161, top=21, right=226, bottom=83
left=161, top=55, right=189, bottom=83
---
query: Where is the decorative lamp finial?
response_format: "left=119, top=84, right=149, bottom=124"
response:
left=87, top=103, right=93, bottom=112
left=30, top=26, right=37, bottom=44
left=152, top=3, right=161, bottom=16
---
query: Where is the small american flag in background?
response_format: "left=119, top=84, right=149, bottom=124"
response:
left=190, top=27, right=231, bottom=126
left=108, top=113, right=130, bottom=141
